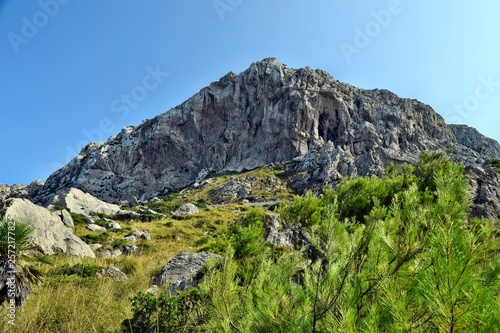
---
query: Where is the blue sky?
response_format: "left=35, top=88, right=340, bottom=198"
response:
left=1, top=0, right=500, bottom=185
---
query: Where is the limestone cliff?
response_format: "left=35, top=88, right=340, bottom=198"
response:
left=33, top=58, right=500, bottom=218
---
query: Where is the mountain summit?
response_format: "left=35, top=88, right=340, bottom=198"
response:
left=33, top=58, right=500, bottom=219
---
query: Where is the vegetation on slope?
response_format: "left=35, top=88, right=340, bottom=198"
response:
left=123, top=153, right=500, bottom=332
left=0, top=153, right=499, bottom=332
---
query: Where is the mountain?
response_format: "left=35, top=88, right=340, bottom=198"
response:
left=32, top=58, right=500, bottom=219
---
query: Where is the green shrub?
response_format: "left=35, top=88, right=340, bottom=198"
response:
left=69, top=212, right=88, bottom=225
left=145, top=201, right=181, bottom=215
left=195, top=198, right=208, bottom=209
left=121, top=288, right=207, bottom=333
left=81, top=232, right=110, bottom=244
left=53, top=263, right=105, bottom=278
left=489, top=158, right=500, bottom=173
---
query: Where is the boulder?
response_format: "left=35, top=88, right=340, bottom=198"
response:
left=89, top=244, right=103, bottom=251
left=115, top=209, right=140, bottom=221
left=172, top=203, right=199, bottom=217
left=263, top=212, right=318, bottom=260
left=100, top=265, right=127, bottom=281
left=107, top=222, right=122, bottom=230
left=209, top=178, right=252, bottom=203
left=152, top=252, right=223, bottom=295
left=54, top=209, right=74, bottom=227
left=133, top=230, right=151, bottom=240
left=112, top=248, right=122, bottom=257
left=263, top=213, right=311, bottom=249
left=124, top=235, right=137, bottom=242
left=87, top=224, right=106, bottom=232
left=44, top=187, right=121, bottom=217
left=145, top=285, right=158, bottom=294
left=0, top=198, right=95, bottom=257
left=123, top=245, right=139, bottom=256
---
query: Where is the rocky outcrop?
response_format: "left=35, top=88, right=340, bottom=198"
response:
left=264, top=213, right=304, bottom=250
left=0, top=180, right=44, bottom=201
left=45, top=187, right=121, bottom=217
left=31, top=58, right=500, bottom=218
left=449, top=124, right=500, bottom=158
left=152, top=252, right=222, bottom=295
left=467, top=166, right=500, bottom=220
left=0, top=198, right=95, bottom=257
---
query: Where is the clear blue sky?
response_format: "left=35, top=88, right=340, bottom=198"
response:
left=1, top=0, right=500, bottom=185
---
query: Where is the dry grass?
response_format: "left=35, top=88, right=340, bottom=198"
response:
left=0, top=205, right=244, bottom=333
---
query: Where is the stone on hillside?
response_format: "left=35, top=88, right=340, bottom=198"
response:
left=87, top=224, right=106, bottom=232
left=210, top=178, right=252, bottom=203
left=123, top=245, right=139, bottom=256
left=172, top=203, right=199, bottom=217
left=100, top=265, right=127, bottom=281
left=112, top=248, right=122, bottom=257
left=133, top=230, right=151, bottom=240
left=45, top=187, right=121, bottom=217
left=263, top=212, right=318, bottom=260
left=124, top=235, right=137, bottom=242
left=152, top=252, right=223, bottom=295
left=54, top=209, right=74, bottom=227
left=107, top=222, right=121, bottom=230
left=0, top=198, right=95, bottom=257
left=115, top=209, right=140, bottom=221
left=89, top=244, right=103, bottom=251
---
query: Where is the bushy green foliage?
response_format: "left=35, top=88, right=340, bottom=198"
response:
left=0, top=219, right=50, bottom=306
left=121, top=288, right=207, bottom=332
left=144, top=200, right=181, bottom=215
left=81, top=231, right=110, bottom=244
left=122, top=153, right=500, bottom=332
left=489, top=158, right=500, bottom=173
left=69, top=211, right=87, bottom=225
left=53, top=263, right=105, bottom=278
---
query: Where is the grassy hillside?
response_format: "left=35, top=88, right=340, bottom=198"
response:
left=1, top=155, right=499, bottom=332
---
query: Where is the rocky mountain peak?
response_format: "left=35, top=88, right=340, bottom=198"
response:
left=30, top=58, right=500, bottom=219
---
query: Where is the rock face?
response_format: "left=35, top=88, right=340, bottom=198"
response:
left=0, top=198, right=95, bottom=257
left=152, top=252, right=222, bottom=295
left=31, top=58, right=500, bottom=218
